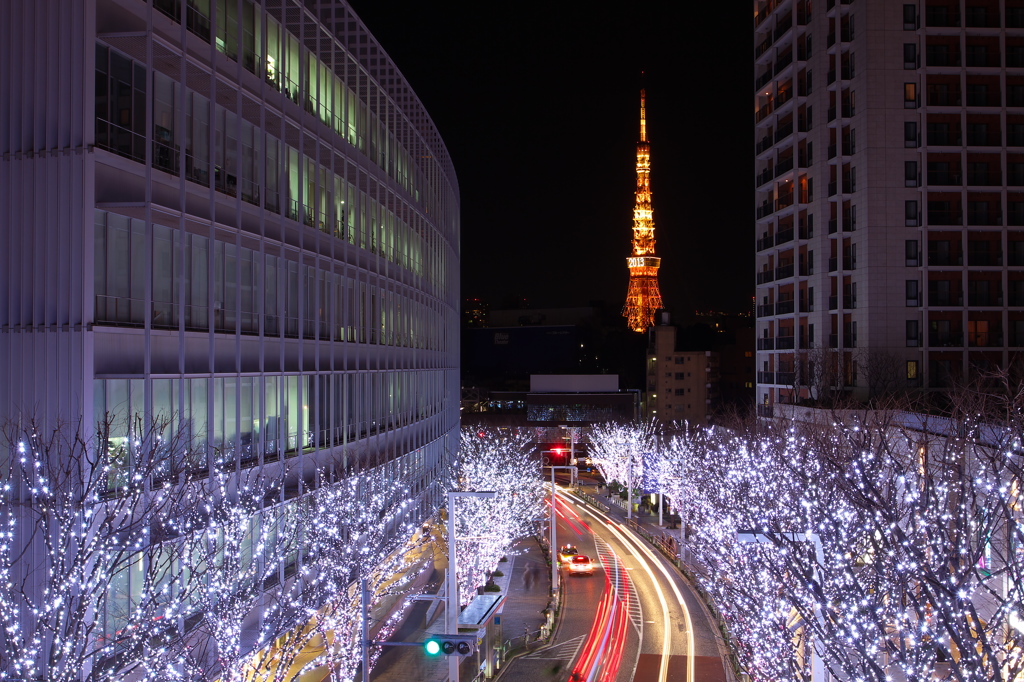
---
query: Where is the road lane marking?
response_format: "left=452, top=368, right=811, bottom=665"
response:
left=561, top=489, right=696, bottom=682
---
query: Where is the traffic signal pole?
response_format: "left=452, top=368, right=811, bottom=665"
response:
left=447, top=490, right=497, bottom=682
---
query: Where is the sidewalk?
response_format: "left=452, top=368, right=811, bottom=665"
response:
left=371, top=536, right=552, bottom=682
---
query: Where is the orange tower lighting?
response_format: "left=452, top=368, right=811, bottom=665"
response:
left=623, top=88, right=664, bottom=332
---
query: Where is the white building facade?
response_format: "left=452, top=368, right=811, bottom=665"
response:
left=0, top=0, right=459, bottom=660
left=755, top=0, right=1024, bottom=411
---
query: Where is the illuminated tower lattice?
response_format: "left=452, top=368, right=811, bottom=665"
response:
left=623, top=88, right=664, bottom=332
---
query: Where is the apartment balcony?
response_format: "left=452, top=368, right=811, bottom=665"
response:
left=757, top=269, right=776, bottom=284
left=928, top=92, right=961, bottom=107
left=757, top=404, right=774, bottom=418
left=843, top=256, right=857, bottom=270
left=757, top=200, right=774, bottom=219
left=828, top=180, right=838, bottom=196
left=756, top=167, right=774, bottom=187
left=966, top=91, right=1001, bottom=107
left=776, top=371, right=796, bottom=385
left=755, top=69, right=773, bottom=91
left=842, top=140, right=856, bottom=155
left=756, top=233, right=775, bottom=251
left=775, top=122, right=795, bottom=143
left=967, top=293, right=1003, bottom=306
left=776, top=336, right=796, bottom=350
left=966, top=131, right=1002, bottom=147
left=828, top=257, right=838, bottom=272
left=775, top=51, right=794, bottom=75
left=969, top=333, right=1004, bottom=348
left=929, top=332, right=962, bottom=347
left=828, top=218, right=838, bottom=234
left=928, top=210, right=962, bottom=226
left=757, top=371, right=776, bottom=384
left=828, top=294, right=838, bottom=309
left=757, top=337, right=776, bottom=350
left=776, top=299, right=795, bottom=314
left=928, top=131, right=961, bottom=146
left=965, top=8, right=999, bottom=28
left=828, top=333, right=839, bottom=348
left=967, top=172, right=1003, bottom=186
left=776, top=263, right=795, bottom=279
left=843, top=334, right=858, bottom=348
left=776, top=191, right=795, bottom=211
left=799, top=298, right=814, bottom=312
left=775, top=157, right=795, bottom=176
left=757, top=303, right=775, bottom=317
left=930, top=293, right=964, bottom=306
left=967, top=211, right=1002, bottom=226
left=756, top=135, right=773, bottom=155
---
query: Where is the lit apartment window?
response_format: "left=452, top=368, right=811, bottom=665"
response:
left=904, top=83, right=917, bottom=108
left=907, top=360, right=918, bottom=380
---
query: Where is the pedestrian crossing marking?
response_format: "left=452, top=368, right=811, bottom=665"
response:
left=523, top=634, right=586, bottom=661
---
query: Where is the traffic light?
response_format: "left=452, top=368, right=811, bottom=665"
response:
left=423, top=634, right=477, bottom=657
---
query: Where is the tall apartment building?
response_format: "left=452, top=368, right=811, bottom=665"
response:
left=755, top=0, right=1024, bottom=412
left=0, top=0, right=459, bottom=661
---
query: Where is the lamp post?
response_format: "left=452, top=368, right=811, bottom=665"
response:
left=447, top=490, right=497, bottom=682
left=547, top=465, right=577, bottom=597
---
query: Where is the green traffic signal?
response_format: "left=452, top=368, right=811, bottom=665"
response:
left=425, top=639, right=441, bottom=655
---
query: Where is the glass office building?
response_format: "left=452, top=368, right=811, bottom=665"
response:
left=0, top=0, right=459, bottom=656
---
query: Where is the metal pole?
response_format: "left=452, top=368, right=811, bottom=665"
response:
left=658, top=492, right=663, bottom=527
left=550, top=466, right=558, bottom=597
left=361, top=578, right=370, bottom=682
left=627, top=458, right=632, bottom=520
left=447, top=492, right=459, bottom=682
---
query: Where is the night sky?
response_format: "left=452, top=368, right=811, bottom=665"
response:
left=348, top=1, right=754, bottom=319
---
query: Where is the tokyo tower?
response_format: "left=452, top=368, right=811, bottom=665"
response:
left=623, top=88, right=664, bottom=332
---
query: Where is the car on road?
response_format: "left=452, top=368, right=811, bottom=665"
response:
left=568, top=554, right=594, bottom=575
left=558, top=544, right=580, bottom=564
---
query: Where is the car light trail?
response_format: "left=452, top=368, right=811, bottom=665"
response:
left=561, top=488, right=695, bottom=682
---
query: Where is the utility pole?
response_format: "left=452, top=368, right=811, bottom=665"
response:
left=447, top=490, right=496, bottom=682
left=548, top=465, right=577, bottom=597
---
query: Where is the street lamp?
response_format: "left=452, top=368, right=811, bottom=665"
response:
left=547, top=465, right=577, bottom=596
left=446, top=490, right=497, bottom=682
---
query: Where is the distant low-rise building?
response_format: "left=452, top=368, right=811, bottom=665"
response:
left=646, top=317, right=721, bottom=424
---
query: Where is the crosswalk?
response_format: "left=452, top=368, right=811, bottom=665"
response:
left=522, top=634, right=586, bottom=662
left=593, top=535, right=643, bottom=633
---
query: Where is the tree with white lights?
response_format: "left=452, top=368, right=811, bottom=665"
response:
left=672, top=388, right=1024, bottom=682
left=589, top=419, right=660, bottom=506
left=451, top=428, right=545, bottom=604
left=0, top=416, right=203, bottom=682
left=238, top=468, right=426, bottom=682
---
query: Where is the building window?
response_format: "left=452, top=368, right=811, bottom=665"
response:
left=906, top=239, right=919, bottom=266
left=906, top=319, right=920, bottom=346
left=904, top=43, right=917, bottom=68
left=904, top=121, right=918, bottom=148
left=904, top=82, right=917, bottom=108
left=905, top=160, right=918, bottom=186
left=905, top=199, right=919, bottom=226
left=907, top=360, right=918, bottom=380
left=903, top=4, right=917, bottom=29
left=906, top=279, right=920, bottom=306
